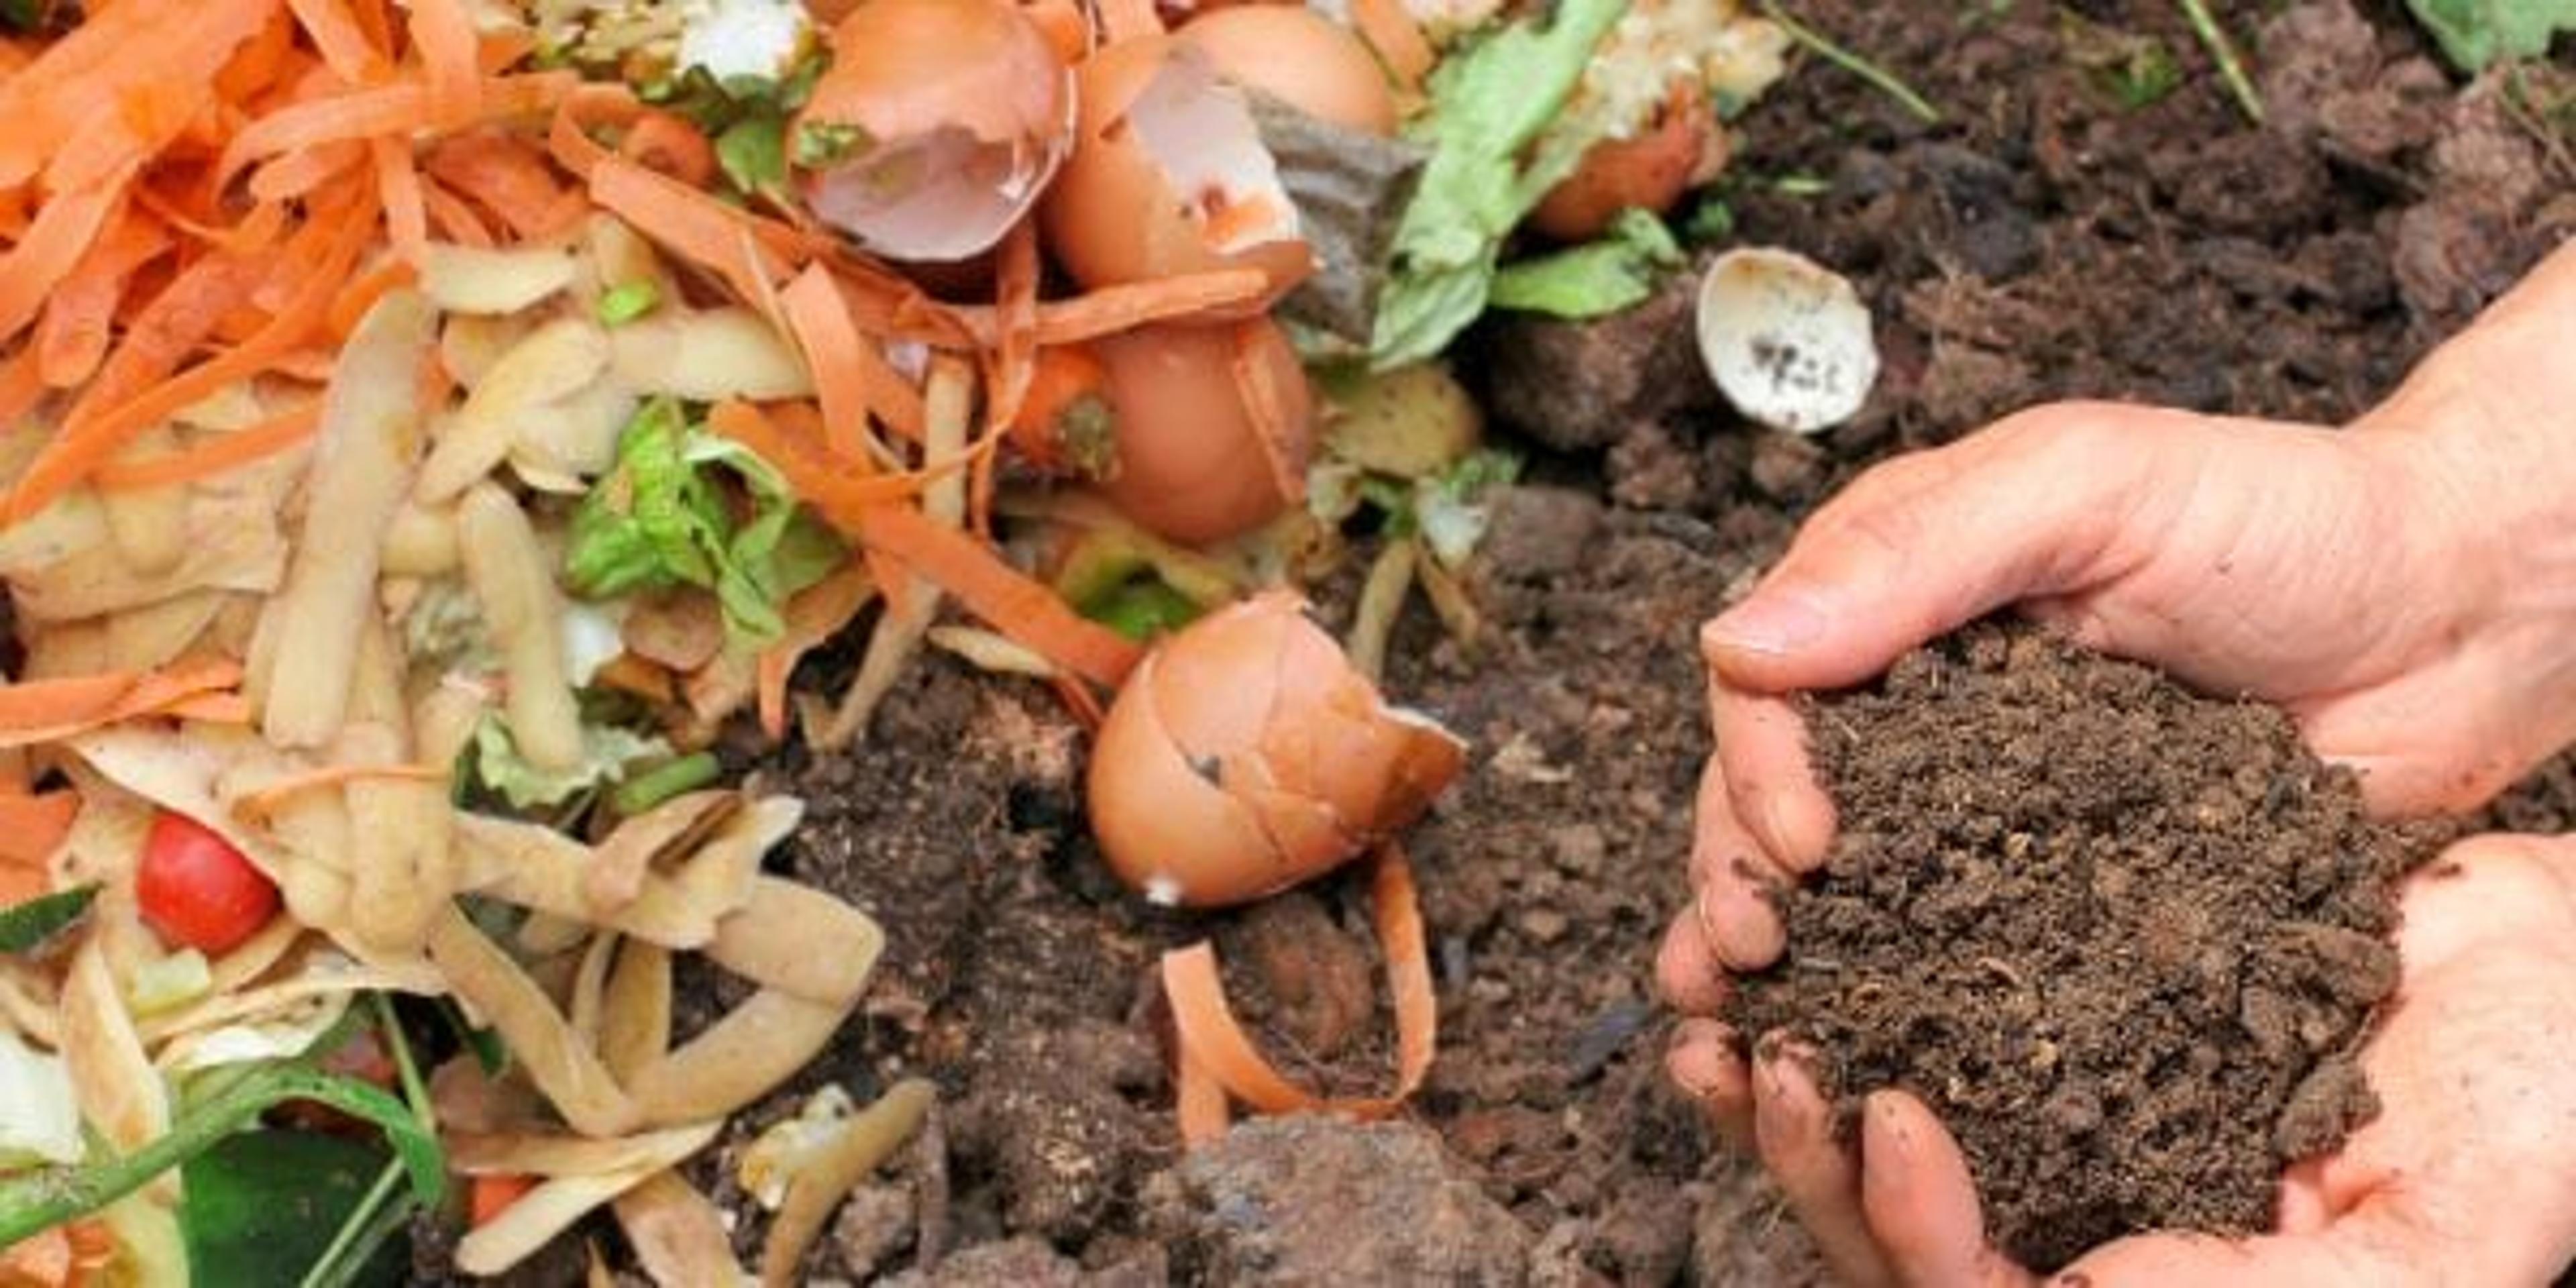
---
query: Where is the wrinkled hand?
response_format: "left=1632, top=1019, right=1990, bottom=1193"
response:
left=1668, top=834, right=2576, bottom=1287
left=1661, top=240, right=2576, bottom=1009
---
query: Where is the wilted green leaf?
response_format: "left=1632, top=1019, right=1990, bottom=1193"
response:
left=2406, top=0, right=2576, bottom=70
left=1489, top=209, right=1685, bottom=319
left=182, top=1132, right=407, bottom=1288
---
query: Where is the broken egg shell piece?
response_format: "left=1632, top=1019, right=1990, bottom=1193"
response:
left=1086, top=591, right=1465, bottom=908
left=1040, top=36, right=1310, bottom=309
left=794, top=0, right=1075, bottom=263
left=1694, top=248, right=1880, bottom=435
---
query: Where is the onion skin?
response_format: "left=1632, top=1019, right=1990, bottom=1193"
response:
left=1092, top=316, right=1313, bottom=544
left=1530, top=80, right=1713, bottom=242
left=1088, top=591, right=1465, bottom=907
left=1038, top=35, right=1311, bottom=308
left=1178, top=7, right=1397, bottom=136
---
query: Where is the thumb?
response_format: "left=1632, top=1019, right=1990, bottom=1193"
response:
left=1704, top=403, right=2190, bottom=693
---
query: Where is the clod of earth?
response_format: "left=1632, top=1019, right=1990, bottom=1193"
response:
left=1728, top=623, right=2432, bottom=1271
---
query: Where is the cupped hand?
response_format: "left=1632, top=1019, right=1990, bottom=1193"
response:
left=1667, top=833, right=2576, bottom=1287
left=1660, top=240, right=2576, bottom=1012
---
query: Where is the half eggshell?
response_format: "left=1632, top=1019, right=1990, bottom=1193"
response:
left=1694, top=247, right=1880, bottom=435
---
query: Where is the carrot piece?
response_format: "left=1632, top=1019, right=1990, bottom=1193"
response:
left=374, top=136, right=430, bottom=266
left=421, top=178, right=496, bottom=247
left=0, top=176, right=127, bottom=347
left=9, top=193, right=372, bottom=521
left=619, top=111, right=716, bottom=189
left=408, top=0, right=485, bottom=127
left=286, top=0, right=390, bottom=83
left=1096, top=0, right=1161, bottom=45
left=1350, top=0, right=1436, bottom=89
left=545, top=83, right=643, bottom=181
left=0, top=659, right=247, bottom=749
left=0, top=791, right=80, bottom=866
left=91, top=401, right=323, bottom=490
left=854, top=502, right=1143, bottom=688
left=780, top=266, right=884, bottom=465
left=216, top=72, right=576, bottom=191
left=1005, top=344, right=1112, bottom=473
left=0, top=347, right=47, bottom=432
left=1163, top=843, right=1436, bottom=1141
left=35, top=206, right=173, bottom=388
left=229, top=761, right=445, bottom=822
left=1173, top=1044, right=1231, bottom=1147
left=588, top=157, right=791, bottom=317
left=701, top=400, right=934, bottom=518
left=424, top=133, right=577, bottom=240
left=0, top=674, right=140, bottom=730
left=1022, top=0, right=1089, bottom=62
left=327, top=258, right=419, bottom=339
left=950, top=268, right=1273, bottom=348
left=470, top=1174, right=538, bottom=1228
left=215, top=7, right=303, bottom=106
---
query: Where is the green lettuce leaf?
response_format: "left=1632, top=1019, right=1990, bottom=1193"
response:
left=469, top=716, right=672, bottom=811
left=1369, top=0, right=1631, bottom=367
left=1489, top=208, right=1685, bottom=319
left=565, top=399, right=844, bottom=647
left=2406, top=0, right=2576, bottom=70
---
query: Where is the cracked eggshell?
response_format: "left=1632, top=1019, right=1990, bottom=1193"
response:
left=1694, top=248, right=1879, bottom=435
left=1039, top=35, right=1311, bottom=309
left=1091, top=315, right=1313, bottom=545
left=794, top=0, right=1074, bottom=263
left=1087, top=591, right=1466, bottom=908
left=1177, top=6, right=1397, bottom=137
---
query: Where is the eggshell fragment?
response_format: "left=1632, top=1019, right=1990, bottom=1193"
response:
left=1087, top=591, right=1465, bottom=908
left=1091, top=316, right=1313, bottom=545
left=1177, top=7, right=1397, bottom=136
left=1039, top=36, right=1310, bottom=308
left=1695, top=248, right=1879, bottom=435
left=794, top=0, right=1074, bottom=263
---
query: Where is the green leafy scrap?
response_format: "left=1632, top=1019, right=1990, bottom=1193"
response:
left=565, top=398, right=845, bottom=647
left=182, top=1132, right=408, bottom=1288
left=1369, top=0, right=1632, bottom=368
left=2406, top=0, right=2576, bottom=71
left=1489, top=209, right=1686, bottom=319
left=0, top=883, right=99, bottom=954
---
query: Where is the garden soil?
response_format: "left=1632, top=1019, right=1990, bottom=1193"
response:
left=478, top=1, right=2573, bottom=1283
left=1727, top=625, right=2423, bottom=1271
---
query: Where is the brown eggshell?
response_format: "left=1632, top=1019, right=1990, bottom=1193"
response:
left=1529, top=80, right=1711, bottom=242
left=1086, top=592, right=1468, bottom=908
left=1091, top=315, right=1313, bottom=545
left=1038, top=35, right=1312, bottom=307
left=1087, top=647, right=1293, bottom=906
left=1179, top=7, right=1397, bottom=136
left=796, top=0, right=1074, bottom=262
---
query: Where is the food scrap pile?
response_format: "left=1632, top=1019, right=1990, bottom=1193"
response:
left=0, top=0, right=1795, bottom=1280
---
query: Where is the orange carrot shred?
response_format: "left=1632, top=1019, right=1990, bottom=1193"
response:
left=422, top=178, right=497, bottom=246
left=36, top=205, right=173, bottom=389
left=374, top=136, right=430, bottom=266
left=1164, top=844, right=1436, bottom=1142
left=780, top=266, right=881, bottom=465
left=0, top=791, right=80, bottom=867
left=327, top=258, right=419, bottom=338
left=1097, top=0, right=1162, bottom=45
left=231, top=761, right=446, bottom=821
left=286, top=0, right=389, bottom=83
left=92, top=401, right=323, bottom=490
left=0, top=176, right=129, bottom=346
left=408, top=0, right=485, bottom=127
left=424, top=133, right=576, bottom=239
left=589, top=157, right=791, bottom=317
left=854, top=502, right=1143, bottom=688
left=618, top=111, right=717, bottom=189
left=0, top=348, right=43, bottom=431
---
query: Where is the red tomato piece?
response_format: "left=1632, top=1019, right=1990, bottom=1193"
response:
left=135, top=811, right=279, bottom=955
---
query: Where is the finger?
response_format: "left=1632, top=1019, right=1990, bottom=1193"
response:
left=1691, top=754, right=1792, bottom=970
left=1709, top=676, right=1835, bottom=873
left=2275, top=1157, right=2334, bottom=1236
left=1754, top=1044, right=1894, bottom=1288
left=1666, top=1018, right=1753, bottom=1151
left=1701, top=404, right=2179, bottom=694
left=1858, top=1091, right=2033, bottom=1288
left=1656, top=908, right=1731, bottom=1016
left=2065, top=1230, right=2394, bottom=1287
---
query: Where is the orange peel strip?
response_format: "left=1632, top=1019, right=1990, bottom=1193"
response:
left=1162, top=842, right=1438, bottom=1142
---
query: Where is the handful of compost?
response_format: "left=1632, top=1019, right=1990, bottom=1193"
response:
left=1087, top=591, right=1465, bottom=907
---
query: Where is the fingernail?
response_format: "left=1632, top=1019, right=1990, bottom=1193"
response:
left=1708, top=592, right=1829, bottom=659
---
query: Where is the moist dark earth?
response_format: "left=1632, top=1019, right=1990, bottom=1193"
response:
left=462, top=1, right=2571, bottom=1283
left=1727, top=625, right=2424, bottom=1271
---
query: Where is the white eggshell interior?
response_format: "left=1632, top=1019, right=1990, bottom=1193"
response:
left=1695, top=247, right=1880, bottom=435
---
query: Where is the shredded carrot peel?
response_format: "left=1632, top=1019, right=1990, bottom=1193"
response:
left=1165, top=845, right=1438, bottom=1146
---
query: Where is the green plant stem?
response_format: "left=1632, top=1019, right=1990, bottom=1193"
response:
left=372, top=994, right=435, bottom=1130
left=295, top=1160, right=406, bottom=1288
left=2176, top=0, right=2265, bottom=125
left=1760, top=1, right=1942, bottom=125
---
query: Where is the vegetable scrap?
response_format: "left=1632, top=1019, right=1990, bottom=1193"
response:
left=0, top=0, right=1813, bottom=1277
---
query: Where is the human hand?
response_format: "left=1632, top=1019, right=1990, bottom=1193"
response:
left=1660, top=240, right=2576, bottom=1010
left=1666, top=833, right=2576, bottom=1287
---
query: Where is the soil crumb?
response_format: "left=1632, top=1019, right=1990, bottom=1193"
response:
left=1729, top=623, right=2427, bottom=1269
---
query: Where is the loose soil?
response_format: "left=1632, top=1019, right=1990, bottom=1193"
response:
left=1727, top=625, right=2426, bottom=1271
left=459, top=2, right=2573, bottom=1284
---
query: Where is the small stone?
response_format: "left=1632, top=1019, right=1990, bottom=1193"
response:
left=1517, top=907, right=1571, bottom=945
